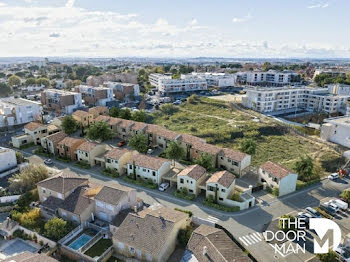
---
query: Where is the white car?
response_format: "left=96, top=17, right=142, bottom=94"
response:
left=335, top=245, right=350, bottom=262
left=328, top=173, right=339, bottom=180
left=158, top=182, right=170, bottom=192
left=325, top=201, right=340, bottom=212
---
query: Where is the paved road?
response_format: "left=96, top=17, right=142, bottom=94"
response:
left=19, top=149, right=350, bottom=262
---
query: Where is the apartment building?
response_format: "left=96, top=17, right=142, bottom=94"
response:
left=149, top=73, right=207, bottom=94
left=75, top=85, right=114, bottom=106
left=103, top=82, right=140, bottom=101
left=236, top=70, right=300, bottom=86
left=321, top=116, right=350, bottom=148
left=313, top=69, right=347, bottom=79
left=0, top=147, right=17, bottom=174
left=0, top=98, right=41, bottom=127
left=191, top=72, right=235, bottom=88
left=242, top=86, right=349, bottom=114
left=41, top=89, right=82, bottom=114
left=327, top=83, right=350, bottom=96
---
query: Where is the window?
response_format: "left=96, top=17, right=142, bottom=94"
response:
left=129, top=165, right=133, bottom=170
left=129, top=247, right=135, bottom=253
left=180, top=178, right=184, bottom=183
left=189, top=189, right=193, bottom=193
left=42, top=189, right=46, bottom=193
left=152, top=171, right=156, bottom=176
left=221, top=189, right=226, bottom=193
left=107, top=159, right=111, bottom=163
left=85, top=153, right=88, bottom=157
left=208, top=186, right=214, bottom=191
left=219, top=197, right=223, bottom=201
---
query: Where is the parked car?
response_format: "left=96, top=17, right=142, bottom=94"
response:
left=328, top=173, right=340, bottom=180
left=297, top=212, right=312, bottom=225
left=335, top=244, right=350, bottom=262
left=320, top=204, right=337, bottom=216
left=305, top=207, right=322, bottom=218
left=44, top=159, right=53, bottom=165
left=330, top=199, right=349, bottom=210
left=147, top=148, right=154, bottom=155
left=323, top=201, right=339, bottom=213
left=117, top=140, right=126, bottom=147
left=158, top=182, right=170, bottom=192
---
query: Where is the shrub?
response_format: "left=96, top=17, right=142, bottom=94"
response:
left=230, top=192, right=242, bottom=202
left=75, top=161, right=90, bottom=169
left=102, top=168, right=119, bottom=178
left=203, top=197, right=240, bottom=212
left=315, top=207, right=332, bottom=219
left=56, top=156, right=71, bottom=163
left=340, top=190, right=350, bottom=203
left=177, top=225, right=194, bottom=247
left=44, top=217, right=68, bottom=241
left=272, top=188, right=279, bottom=197
left=123, top=176, right=157, bottom=189
left=296, top=179, right=320, bottom=190
left=19, top=143, right=35, bottom=149
left=34, top=147, right=50, bottom=157
left=174, top=208, right=193, bottom=217
left=174, top=188, right=196, bottom=201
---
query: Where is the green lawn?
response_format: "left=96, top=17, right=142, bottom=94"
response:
left=85, top=238, right=113, bottom=258
left=149, top=97, right=345, bottom=173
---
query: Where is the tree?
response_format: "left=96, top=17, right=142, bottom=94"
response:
left=109, top=107, right=120, bottom=117
left=73, top=80, right=82, bottom=86
left=24, top=78, right=37, bottom=86
left=160, top=104, right=179, bottom=115
left=61, top=115, right=78, bottom=135
left=294, top=155, right=314, bottom=182
left=8, top=75, right=21, bottom=87
left=239, top=138, right=257, bottom=155
left=340, top=190, right=350, bottom=203
left=165, top=141, right=184, bottom=165
left=317, top=250, right=337, bottom=262
left=128, top=133, right=148, bottom=153
left=44, top=217, right=68, bottom=241
left=9, top=164, right=49, bottom=193
left=119, top=108, right=131, bottom=120
left=87, top=121, right=112, bottom=141
left=132, top=110, right=147, bottom=122
left=15, top=151, right=24, bottom=164
left=20, top=208, right=40, bottom=229
left=0, top=83, right=13, bottom=97
left=187, top=94, right=198, bottom=104
left=194, top=153, right=213, bottom=171
left=36, top=77, right=50, bottom=87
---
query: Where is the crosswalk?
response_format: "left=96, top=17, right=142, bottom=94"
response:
left=206, top=216, right=219, bottom=224
left=239, top=232, right=263, bottom=246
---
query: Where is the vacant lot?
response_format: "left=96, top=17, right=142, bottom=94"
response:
left=150, top=97, right=344, bottom=173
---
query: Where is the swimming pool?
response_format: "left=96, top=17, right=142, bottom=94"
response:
left=68, top=234, right=92, bottom=250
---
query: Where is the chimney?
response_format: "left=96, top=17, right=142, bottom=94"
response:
left=133, top=205, right=137, bottom=213
left=203, top=246, right=207, bottom=256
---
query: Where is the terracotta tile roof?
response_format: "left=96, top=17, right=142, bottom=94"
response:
left=119, top=119, right=134, bottom=128
left=186, top=224, right=251, bottom=262
left=77, top=141, right=99, bottom=152
left=114, top=205, right=187, bottom=258
left=47, top=124, right=59, bottom=132
left=59, top=185, right=95, bottom=215
left=131, top=121, right=148, bottom=131
left=45, top=131, right=67, bottom=144
left=206, top=170, right=235, bottom=188
left=145, top=124, right=164, bottom=134
left=220, top=148, right=249, bottom=162
left=104, top=148, right=131, bottom=160
left=137, top=204, right=188, bottom=223
left=156, top=128, right=181, bottom=140
left=89, top=106, right=108, bottom=115
left=192, top=141, right=222, bottom=155
left=178, top=164, right=206, bottom=181
left=260, top=161, right=294, bottom=179
left=95, top=115, right=110, bottom=123
left=179, top=134, right=205, bottom=145
left=127, top=154, right=169, bottom=170
left=109, top=117, right=122, bottom=126
left=72, top=110, right=90, bottom=118
left=37, top=171, right=88, bottom=194
left=95, top=185, right=134, bottom=206
left=24, top=122, right=44, bottom=131
left=58, top=137, right=85, bottom=147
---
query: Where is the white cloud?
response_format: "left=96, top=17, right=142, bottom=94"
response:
left=65, top=0, right=75, bottom=8
left=307, top=1, right=329, bottom=9
left=232, top=14, right=252, bottom=23
left=189, top=19, right=198, bottom=26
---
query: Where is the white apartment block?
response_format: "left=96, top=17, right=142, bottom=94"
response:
left=327, top=83, right=350, bottom=96
left=75, top=85, right=114, bottom=106
left=236, top=70, right=300, bottom=86
left=149, top=73, right=172, bottom=88
left=150, top=74, right=207, bottom=94
left=242, top=86, right=349, bottom=114
left=191, top=72, right=235, bottom=88
left=321, top=116, right=350, bottom=148
left=313, top=69, right=347, bottom=79
left=0, top=97, right=41, bottom=127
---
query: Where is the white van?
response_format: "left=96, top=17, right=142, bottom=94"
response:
left=331, top=199, right=348, bottom=210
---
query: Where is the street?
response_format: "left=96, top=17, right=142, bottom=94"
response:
left=19, top=148, right=350, bottom=262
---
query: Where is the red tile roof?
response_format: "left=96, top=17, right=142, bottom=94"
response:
left=206, top=170, right=235, bottom=188
left=260, top=161, right=294, bottom=179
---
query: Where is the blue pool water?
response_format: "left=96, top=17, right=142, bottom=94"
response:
left=68, top=234, right=92, bottom=250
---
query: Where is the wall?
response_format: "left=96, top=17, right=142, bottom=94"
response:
left=0, top=148, right=17, bottom=173
left=279, top=174, right=298, bottom=196
left=0, top=195, right=20, bottom=203
left=17, top=225, right=56, bottom=248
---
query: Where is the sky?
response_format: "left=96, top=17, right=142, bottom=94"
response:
left=0, top=0, right=349, bottom=58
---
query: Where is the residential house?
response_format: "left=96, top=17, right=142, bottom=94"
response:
left=126, top=155, right=171, bottom=185
left=177, top=165, right=207, bottom=196
left=321, top=116, right=350, bottom=148
left=57, top=137, right=86, bottom=161
left=155, top=128, right=181, bottom=150
left=218, top=148, right=251, bottom=176
left=41, top=89, right=82, bottom=114
left=77, top=141, right=109, bottom=166
left=72, top=110, right=93, bottom=127
left=191, top=142, right=222, bottom=168
left=206, top=171, right=235, bottom=204
left=23, top=122, right=47, bottom=146
left=88, top=106, right=109, bottom=119
left=41, top=131, right=67, bottom=155
left=130, top=121, right=148, bottom=137
left=75, top=85, right=114, bottom=106
left=104, top=148, right=134, bottom=175
left=258, top=161, right=298, bottom=196
left=94, top=185, right=137, bottom=222
left=117, top=119, right=135, bottom=140
left=181, top=224, right=251, bottom=262
left=103, top=82, right=140, bottom=101
left=0, top=147, right=17, bottom=174
left=113, top=204, right=190, bottom=262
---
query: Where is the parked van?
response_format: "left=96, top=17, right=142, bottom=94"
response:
left=331, top=199, right=348, bottom=210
